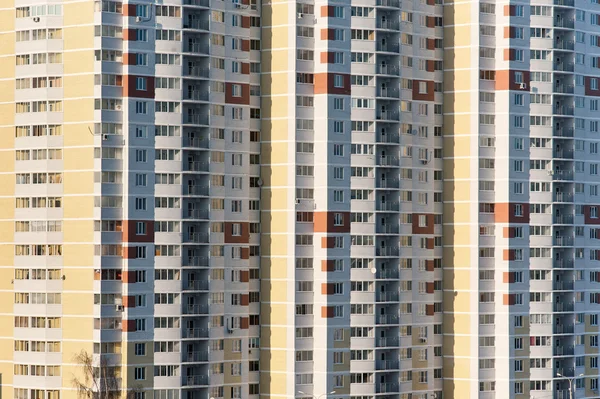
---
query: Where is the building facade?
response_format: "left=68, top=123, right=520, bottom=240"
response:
left=0, top=0, right=599, bottom=399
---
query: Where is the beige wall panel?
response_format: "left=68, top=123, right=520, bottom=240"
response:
left=64, top=124, right=95, bottom=147
left=260, top=303, right=288, bottom=325
left=64, top=171, right=94, bottom=194
left=64, top=1, right=95, bottom=25
left=64, top=147, right=94, bottom=170
left=64, top=74, right=95, bottom=99
left=261, top=165, right=289, bottom=187
left=64, top=98, right=94, bottom=122
left=443, top=70, right=471, bottom=93
left=259, top=258, right=289, bottom=279
left=0, top=103, right=15, bottom=125
left=259, top=326, right=288, bottom=348
left=63, top=267, right=93, bottom=291
left=63, top=243, right=94, bottom=267
left=64, top=220, right=95, bottom=243
left=260, top=187, right=289, bottom=210
left=260, top=71, right=289, bottom=95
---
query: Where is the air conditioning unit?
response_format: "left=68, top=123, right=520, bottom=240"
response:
left=519, top=83, right=527, bottom=89
left=419, top=337, right=427, bottom=343
left=295, top=198, right=301, bottom=205
left=234, top=3, right=241, bottom=8
left=135, top=16, right=142, bottom=22
left=547, top=170, right=555, bottom=176
left=256, top=178, right=264, bottom=187
left=420, top=159, right=429, bottom=165
left=297, top=12, right=304, bottom=18
left=115, top=305, right=124, bottom=312
left=115, top=104, right=122, bottom=110
left=102, top=134, right=110, bottom=141
left=33, top=17, right=40, bottom=22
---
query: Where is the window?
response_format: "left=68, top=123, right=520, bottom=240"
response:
left=135, top=343, right=146, bottom=356
left=134, top=367, right=146, bottom=380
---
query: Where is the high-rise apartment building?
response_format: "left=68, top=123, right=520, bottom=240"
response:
left=2, top=0, right=600, bottom=398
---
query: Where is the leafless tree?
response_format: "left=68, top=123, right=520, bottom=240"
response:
left=72, top=350, right=141, bottom=399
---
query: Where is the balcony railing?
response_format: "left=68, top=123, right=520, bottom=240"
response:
left=184, top=232, right=210, bottom=244
left=185, top=67, right=209, bottom=78
left=554, top=128, right=574, bottom=137
left=379, top=156, right=399, bottom=166
left=553, top=105, right=574, bottom=115
left=377, top=269, right=399, bottom=279
left=377, top=383, right=399, bottom=394
left=376, top=360, right=400, bottom=370
left=554, top=84, right=574, bottom=94
left=377, top=225, right=400, bottom=234
left=553, top=281, right=574, bottom=291
left=554, top=192, right=573, bottom=203
left=377, top=88, right=400, bottom=98
left=184, top=280, right=210, bottom=291
left=376, top=43, right=400, bottom=53
left=376, top=336, right=399, bottom=347
left=376, top=292, right=399, bottom=302
left=554, top=259, right=574, bottom=269
left=554, top=215, right=574, bottom=224
left=553, top=236, right=574, bottom=246
left=184, top=186, right=209, bottom=196
left=376, top=20, right=400, bottom=30
left=184, top=256, right=210, bottom=267
left=183, top=351, right=209, bottom=362
left=185, top=43, right=209, bottom=55
left=554, top=0, right=574, bottom=5
left=377, top=65, right=400, bottom=76
left=553, top=62, right=574, bottom=72
left=554, top=40, right=574, bottom=50
left=183, top=327, right=209, bottom=338
left=183, top=375, right=209, bottom=386
left=553, top=345, right=575, bottom=356
left=185, top=115, right=209, bottom=125
left=183, top=20, right=210, bottom=31
left=377, top=314, right=398, bottom=325
left=185, top=161, right=210, bottom=172
left=553, top=324, right=575, bottom=334
left=183, top=137, right=209, bottom=148
left=553, top=170, right=573, bottom=181
left=185, top=91, right=209, bottom=101
left=184, top=209, right=209, bottom=220
left=376, top=202, right=399, bottom=211
left=553, top=302, right=574, bottom=312
left=376, top=0, right=400, bottom=7
left=376, top=111, right=400, bottom=121
left=183, top=0, right=210, bottom=6
left=553, top=149, right=574, bottom=159
left=184, top=304, right=210, bottom=315
left=554, top=19, right=575, bottom=29
left=376, top=247, right=399, bottom=257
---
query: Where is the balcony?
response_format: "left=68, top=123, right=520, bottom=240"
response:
left=376, top=111, right=400, bottom=121
left=376, top=20, right=400, bottom=30
left=377, top=87, right=400, bottom=99
left=183, top=327, right=209, bottom=338
left=554, top=259, right=574, bottom=269
left=183, top=280, right=210, bottom=291
left=377, top=314, right=399, bottom=325
left=183, top=0, right=210, bottom=7
left=376, top=0, right=400, bottom=7
left=554, top=40, right=574, bottom=50
left=377, top=65, right=400, bottom=76
left=184, top=232, right=210, bottom=244
left=377, top=179, right=400, bottom=189
left=376, top=247, right=399, bottom=257
left=185, top=91, right=209, bottom=102
left=376, top=292, right=399, bottom=302
left=185, top=67, right=209, bottom=78
left=554, top=19, right=575, bottom=29
left=553, top=281, right=574, bottom=291
left=183, top=375, right=209, bottom=386
left=183, top=304, right=210, bottom=315
left=185, top=115, right=209, bottom=125
left=553, top=324, right=575, bottom=334
left=377, top=134, right=400, bottom=144
left=554, top=215, right=574, bottom=224
left=184, top=186, right=209, bottom=196
left=183, top=137, right=209, bottom=149
left=554, top=128, right=574, bottom=137
left=553, top=345, right=575, bottom=356
left=553, top=302, right=574, bottom=312
left=183, top=351, right=209, bottom=362
left=376, top=202, right=399, bottom=211
left=377, top=383, right=399, bottom=394
left=185, top=43, right=209, bottom=55
left=554, top=192, right=573, bottom=203
left=376, top=360, right=400, bottom=370
left=377, top=225, right=400, bottom=234
left=185, top=161, right=209, bottom=172
left=184, top=209, right=209, bottom=220
left=379, top=156, right=399, bottom=166
left=553, top=170, right=573, bottom=181
left=376, top=43, right=400, bottom=53
left=553, top=63, right=574, bottom=72
left=553, top=149, right=574, bottom=159
left=184, top=256, right=210, bottom=267
left=375, top=336, right=399, bottom=347
left=554, top=0, right=574, bottom=5
left=377, top=269, right=399, bottom=279
left=553, top=236, right=574, bottom=246
left=554, top=84, right=574, bottom=94
left=183, top=20, right=210, bottom=31
left=554, top=105, right=574, bottom=116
